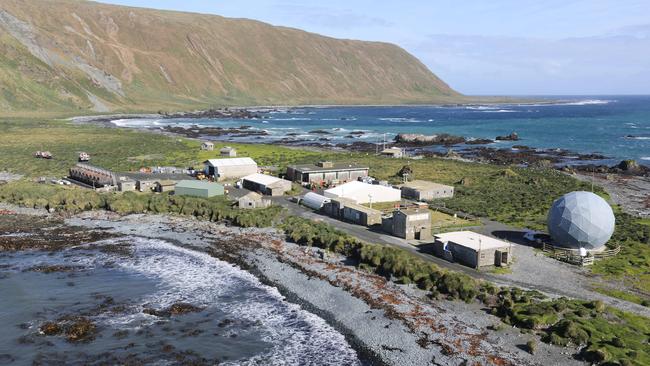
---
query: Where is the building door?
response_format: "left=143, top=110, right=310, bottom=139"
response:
left=415, top=230, right=421, bottom=240
left=501, top=251, right=508, bottom=264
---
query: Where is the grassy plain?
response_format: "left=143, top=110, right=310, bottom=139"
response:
left=0, top=117, right=648, bottom=307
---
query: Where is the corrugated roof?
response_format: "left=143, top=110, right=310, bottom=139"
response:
left=176, top=180, right=223, bottom=190
left=205, top=157, right=256, bottom=167
left=325, top=181, right=400, bottom=197
left=242, top=173, right=283, bottom=186
left=435, top=231, right=509, bottom=251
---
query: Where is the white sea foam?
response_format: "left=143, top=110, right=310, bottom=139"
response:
left=561, top=99, right=612, bottom=106
left=482, top=109, right=516, bottom=113
left=378, top=117, right=424, bottom=123
left=111, top=118, right=165, bottom=127
left=270, top=117, right=312, bottom=121
left=465, top=105, right=497, bottom=110
left=641, top=157, right=650, bottom=161
left=89, top=237, right=360, bottom=365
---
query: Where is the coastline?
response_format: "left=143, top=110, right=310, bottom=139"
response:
left=0, top=205, right=586, bottom=365
left=69, top=111, right=650, bottom=218
left=60, top=211, right=582, bottom=366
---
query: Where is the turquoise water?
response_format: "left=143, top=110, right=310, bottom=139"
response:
left=112, top=96, right=650, bottom=164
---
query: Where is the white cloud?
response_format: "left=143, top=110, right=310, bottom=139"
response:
left=408, top=32, right=650, bottom=95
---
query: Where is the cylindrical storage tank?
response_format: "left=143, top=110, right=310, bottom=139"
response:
left=547, top=191, right=615, bottom=250
left=302, top=192, right=331, bottom=210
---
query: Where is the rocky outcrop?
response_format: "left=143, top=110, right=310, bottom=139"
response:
left=495, top=132, right=519, bottom=141
left=394, top=133, right=465, bottom=146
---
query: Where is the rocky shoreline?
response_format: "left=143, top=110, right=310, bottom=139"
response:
left=1, top=208, right=585, bottom=365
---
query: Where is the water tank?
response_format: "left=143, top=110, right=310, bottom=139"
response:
left=547, top=191, right=615, bottom=250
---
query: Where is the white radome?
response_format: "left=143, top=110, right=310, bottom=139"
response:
left=547, top=191, right=615, bottom=250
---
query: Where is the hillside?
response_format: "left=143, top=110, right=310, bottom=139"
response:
left=0, top=0, right=461, bottom=115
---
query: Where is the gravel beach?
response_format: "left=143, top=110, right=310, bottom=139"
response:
left=62, top=212, right=585, bottom=366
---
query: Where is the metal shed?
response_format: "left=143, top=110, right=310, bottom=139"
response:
left=341, top=202, right=382, bottom=226
left=175, top=180, right=224, bottom=198
left=201, top=141, right=214, bottom=151
left=286, top=161, right=369, bottom=184
left=156, top=180, right=177, bottom=193
left=241, top=173, right=292, bottom=196
left=220, top=146, right=237, bottom=157
left=302, top=192, right=331, bottom=210
left=204, top=157, right=258, bottom=182
left=324, top=181, right=401, bottom=204
left=400, top=180, right=454, bottom=201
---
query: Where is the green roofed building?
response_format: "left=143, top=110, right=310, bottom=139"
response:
left=175, top=180, right=224, bottom=198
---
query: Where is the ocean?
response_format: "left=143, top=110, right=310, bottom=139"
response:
left=112, top=95, right=650, bottom=164
left=0, top=236, right=362, bottom=365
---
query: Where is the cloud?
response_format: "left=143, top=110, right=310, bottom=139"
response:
left=408, top=32, right=650, bottom=95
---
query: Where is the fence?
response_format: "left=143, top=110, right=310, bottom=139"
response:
left=541, top=243, right=620, bottom=266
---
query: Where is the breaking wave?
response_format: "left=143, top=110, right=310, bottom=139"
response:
left=122, top=238, right=359, bottom=365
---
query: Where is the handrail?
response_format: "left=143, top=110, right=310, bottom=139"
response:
left=541, top=242, right=620, bottom=266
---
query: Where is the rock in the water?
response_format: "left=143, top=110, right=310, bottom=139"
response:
left=617, top=159, right=639, bottom=171
left=394, top=133, right=465, bottom=146
left=495, top=132, right=519, bottom=141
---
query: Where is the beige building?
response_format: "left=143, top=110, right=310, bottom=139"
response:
left=118, top=179, right=137, bottom=192
left=432, top=231, right=511, bottom=268
left=382, top=208, right=432, bottom=240
left=238, top=192, right=271, bottom=209
left=201, top=141, right=214, bottom=151
left=241, top=173, right=292, bottom=196
left=286, top=161, right=369, bottom=185
left=341, top=202, right=382, bottom=226
left=204, top=157, right=258, bottom=182
left=220, top=146, right=237, bottom=157
left=380, top=147, right=404, bottom=158
left=156, top=180, right=177, bottom=193
left=400, top=180, right=454, bottom=201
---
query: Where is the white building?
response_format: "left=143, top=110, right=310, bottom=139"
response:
left=324, top=181, right=401, bottom=204
left=302, top=192, right=331, bottom=210
left=220, top=146, right=237, bottom=157
left=201, top=141, right=214, bottom=151
left=380, top=147, right=404, bottom=158
left=241, top=173, right=292, bottom=196
left=400, top=180, right=454, bottom=200
left=204, top=157, right=258, bottom=182
left=433, top=231, right=511, bottom=268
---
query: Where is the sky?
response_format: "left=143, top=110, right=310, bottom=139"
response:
left=100, top=0, right=650, bottom=95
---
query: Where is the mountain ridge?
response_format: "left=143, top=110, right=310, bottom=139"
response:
left=0, top=0, right=462, bottom=115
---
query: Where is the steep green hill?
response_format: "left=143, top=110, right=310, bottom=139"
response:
left=0, top=0, right=461, bottom=115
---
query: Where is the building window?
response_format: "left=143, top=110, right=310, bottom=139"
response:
left=480, top=253, right=485, bottom=259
